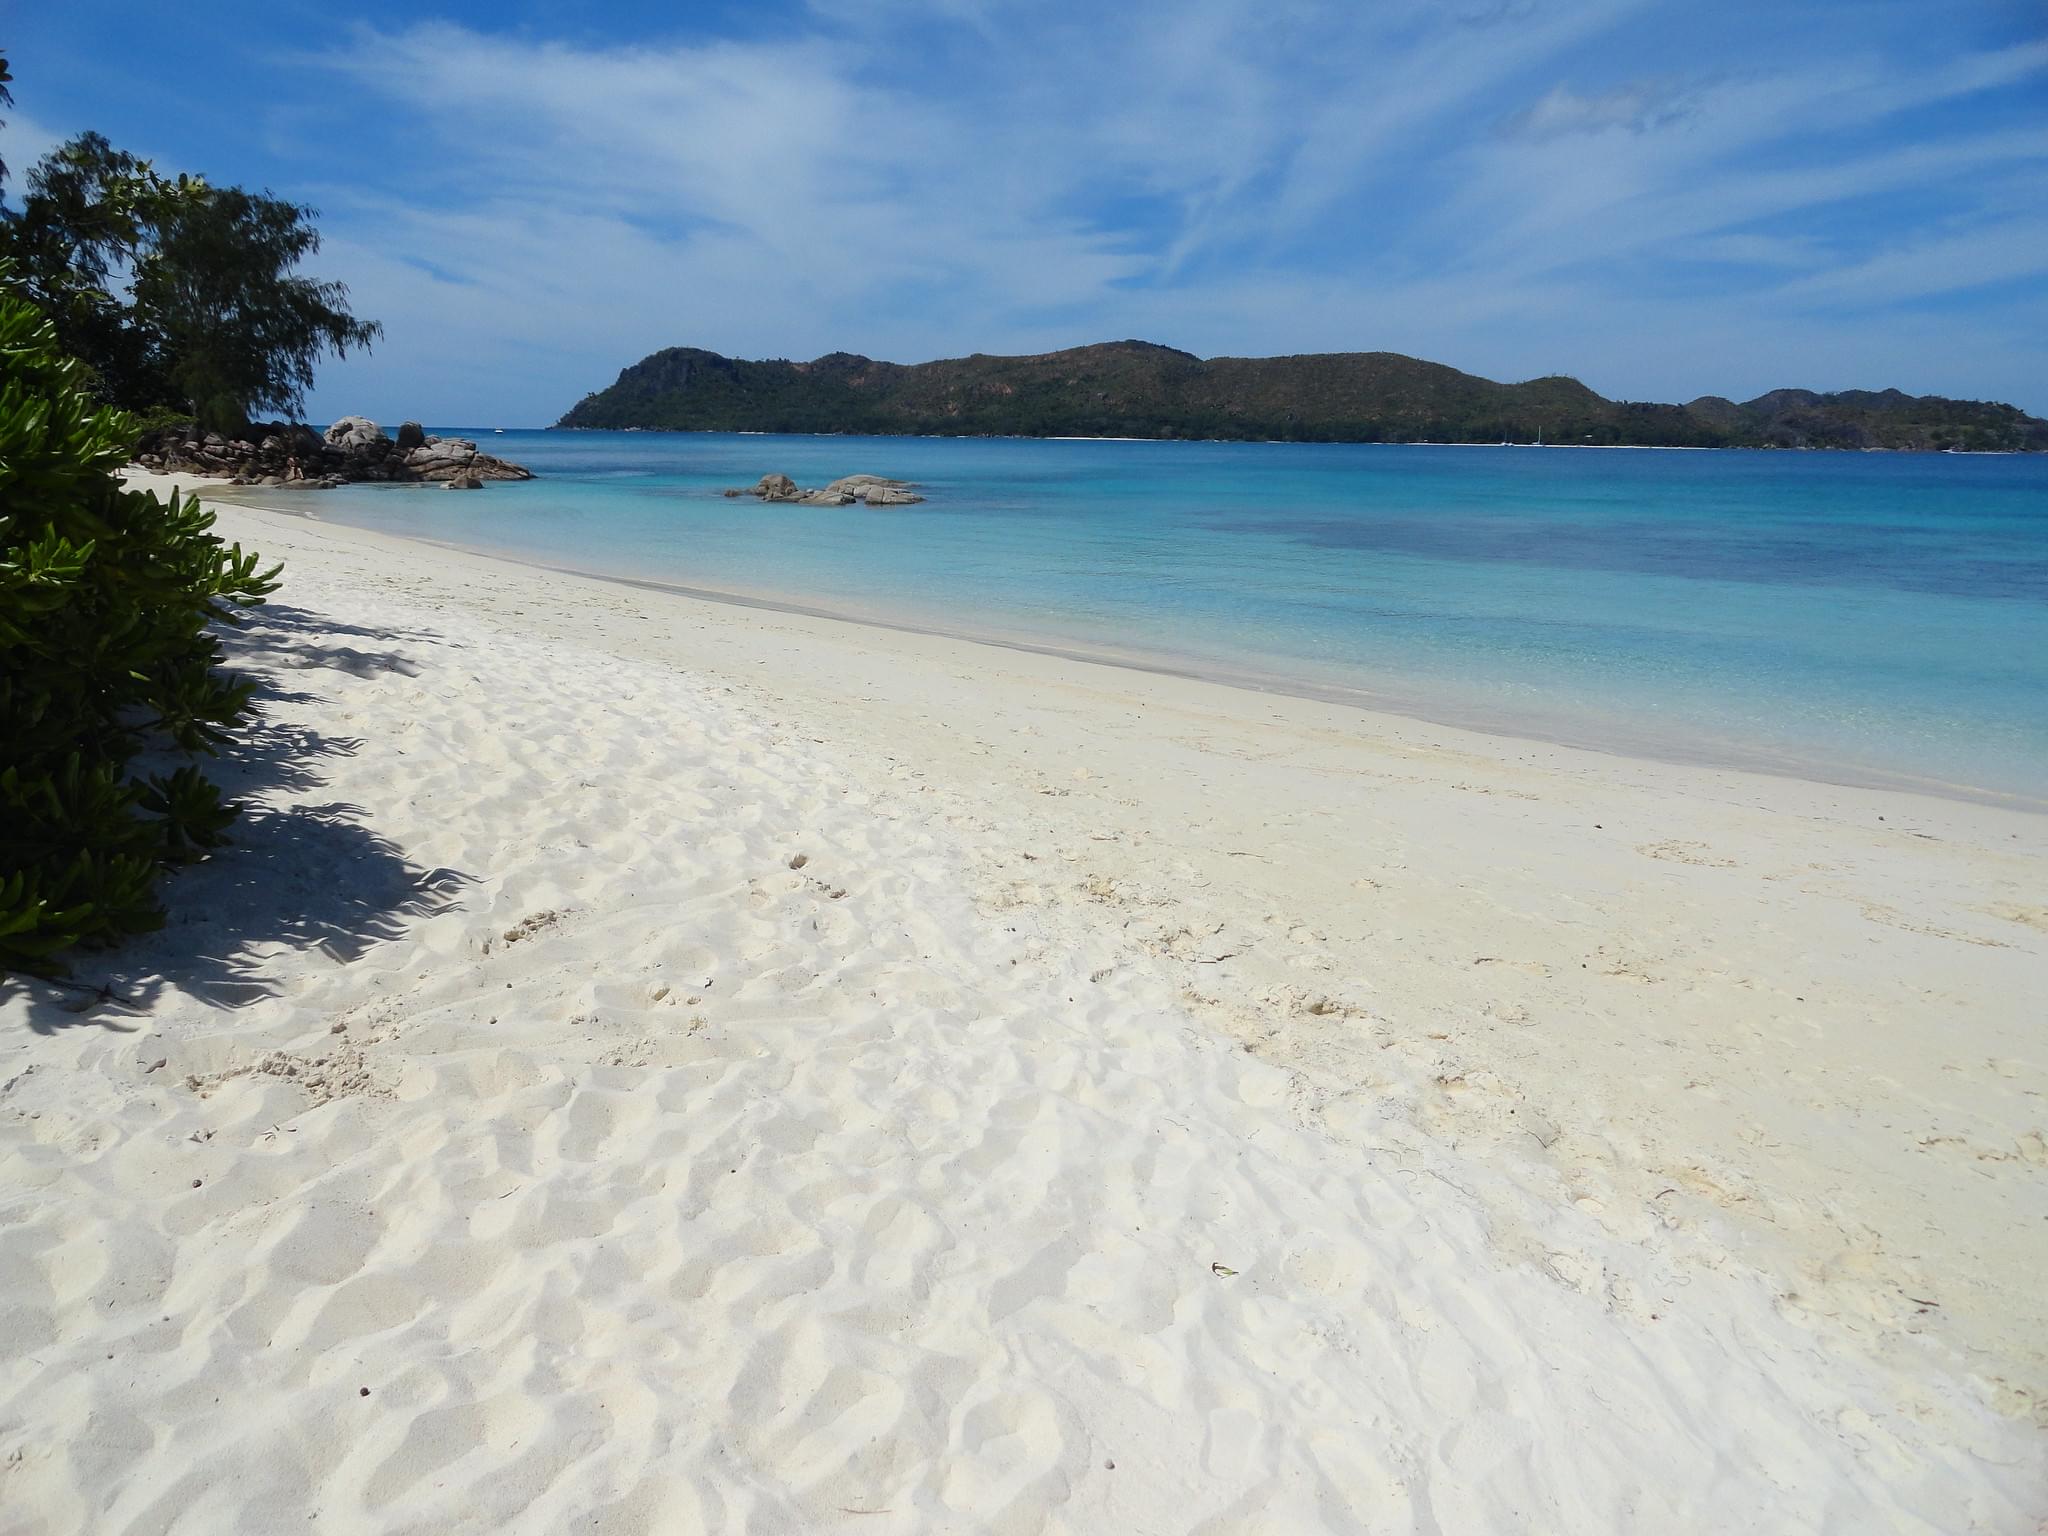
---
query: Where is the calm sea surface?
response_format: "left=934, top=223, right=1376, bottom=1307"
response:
left=240, top=431, right=2048, bottom=803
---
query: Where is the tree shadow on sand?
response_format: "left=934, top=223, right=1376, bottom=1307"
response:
left=5, top=613, right=471, bottom=1033
left=221, top=601, right=444, bottom=680
left=239, top=601, right=445, bottom=649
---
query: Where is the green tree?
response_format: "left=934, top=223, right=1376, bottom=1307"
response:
left=135, top=184, right=381, bottom=429
left=0, top=265, right=279, bottom=973
left=1, top=51, right=13, bottom=192
left=0, top=129, right=379, bottom=429
left=3, top=132, right=201, bottom=413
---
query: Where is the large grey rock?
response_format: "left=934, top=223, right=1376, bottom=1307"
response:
left=396, top=420, right=426, bottom=451
left=323, top=415, right=387, bottom=451
left=405, top=436, right=485, bottom=481
left=862, top=485, right=924, bottom=506
left=446, top=473, right=483, bottom=491
left=407, top=441, right=478, bottom=472
left=822, top=474, right=910, bottom=497
left=754, top=472, right=800, bottom=501
left=800, top=490, right=857, bottom=506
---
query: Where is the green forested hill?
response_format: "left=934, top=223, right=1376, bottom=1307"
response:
left=556, top=340, right=2048, bottom=451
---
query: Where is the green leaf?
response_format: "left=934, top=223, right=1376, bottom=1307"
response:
left=0, top=259, right=281, bottom=974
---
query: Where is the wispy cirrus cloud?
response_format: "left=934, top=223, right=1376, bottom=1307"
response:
left=1771, top=211, right=2048, bottom=308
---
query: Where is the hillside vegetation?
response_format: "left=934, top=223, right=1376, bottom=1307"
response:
left=557, top=340, right=2048, bottom=451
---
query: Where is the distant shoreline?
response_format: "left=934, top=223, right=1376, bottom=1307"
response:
left=557, top=340, right=2048, bottom=450
left=545, top=426, right=2024, bottom=454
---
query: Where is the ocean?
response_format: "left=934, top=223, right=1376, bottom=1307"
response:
left=236, top=431, right=2048, bottom=805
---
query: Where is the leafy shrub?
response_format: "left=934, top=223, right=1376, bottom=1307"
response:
left=0, top=267, right=278, bottom=974
left=127, top=404, right=195, bottom=438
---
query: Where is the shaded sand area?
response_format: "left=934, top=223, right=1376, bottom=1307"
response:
left=1, top=485, right=2042, bottom=1532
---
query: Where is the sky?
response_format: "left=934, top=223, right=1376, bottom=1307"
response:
left=6, top=0, right=2047, bottom=424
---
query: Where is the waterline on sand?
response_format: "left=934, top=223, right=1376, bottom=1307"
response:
left=207, top=488, right=2048, bottom=813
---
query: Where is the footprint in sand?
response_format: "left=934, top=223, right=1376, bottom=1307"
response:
left=1857, top=903, right=2010, bottom=948
left=1635, top=840, right=1734, bottom=868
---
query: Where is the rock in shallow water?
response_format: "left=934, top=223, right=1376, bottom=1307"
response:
left=822, top=474, right=910, bottom=498
left=730, top=471, right=924, bottom=506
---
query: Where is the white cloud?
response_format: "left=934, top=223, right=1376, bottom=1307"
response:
left=1502, top=79, right=1694, bottom=139
left=1259, top=0, right=1648, bottom=236
left=0, top=107, right=68, bottom=198
left=1772, top=214, right=2048, bottom=308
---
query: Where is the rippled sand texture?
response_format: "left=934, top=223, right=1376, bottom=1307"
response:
left=0, top=493, right=2040, bottom=1533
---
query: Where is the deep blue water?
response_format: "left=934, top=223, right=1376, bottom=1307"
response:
left=245, top=431, right=2048, bottom=802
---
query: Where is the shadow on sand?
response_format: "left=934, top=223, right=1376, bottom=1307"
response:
left=221, top=600, right=445, bottom=680
left=5, top=609, right=470, bottom=1033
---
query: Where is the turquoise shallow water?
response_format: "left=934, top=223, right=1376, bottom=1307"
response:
left=245, top=431, right=2048, bottom=803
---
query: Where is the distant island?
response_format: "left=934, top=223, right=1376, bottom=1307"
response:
left=555, top=340, right=2047, bottom=452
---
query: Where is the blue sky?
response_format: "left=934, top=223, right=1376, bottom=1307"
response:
left=8, top=0, right=2047, bottom=423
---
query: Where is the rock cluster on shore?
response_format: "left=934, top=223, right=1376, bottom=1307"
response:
left=722, top=472, right=924, bottom=506
left=133, top=417, right=535, bottom=490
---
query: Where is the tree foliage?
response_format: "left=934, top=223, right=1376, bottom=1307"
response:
left=0, top=51, right=13, bottom=192
left=137, top=185, right=381, bottom=430
left=0, top=128, right=379, bottom=430
left=0, top=267, right=279, bottom=973
left=2, top=132, right=203, bottom=414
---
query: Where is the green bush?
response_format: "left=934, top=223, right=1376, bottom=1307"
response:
left=0, top=268, right=278, bottom=974
left=127, top=404, right=195, bottom=438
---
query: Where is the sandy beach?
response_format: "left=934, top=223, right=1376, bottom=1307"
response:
left=1, top=480, right=2042, bottom=1533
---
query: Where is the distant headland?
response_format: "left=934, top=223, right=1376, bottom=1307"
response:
left=555, top=340, right=2047, bottom=451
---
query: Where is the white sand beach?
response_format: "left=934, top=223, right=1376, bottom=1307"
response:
left=1, top=482, right=2043, bottom=1533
